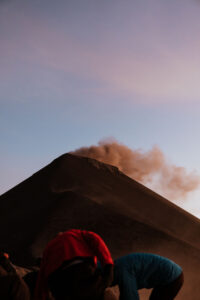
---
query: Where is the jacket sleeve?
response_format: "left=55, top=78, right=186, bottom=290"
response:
left=81, top=230, right=114, bottom=266
left=115, top=267, right=139, bottom=300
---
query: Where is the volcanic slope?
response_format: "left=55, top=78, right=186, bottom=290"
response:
left=1, top=153, right=200, bottom=299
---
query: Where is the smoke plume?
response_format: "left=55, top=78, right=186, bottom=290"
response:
left=72, top=140, right=200, bottom=201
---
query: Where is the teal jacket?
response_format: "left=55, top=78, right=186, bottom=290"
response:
left=112, top=253, right=182, bottom=300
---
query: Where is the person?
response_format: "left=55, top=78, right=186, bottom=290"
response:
left=112, top=253, right=184, bottom=300
left=34, top=229, right=114, bottom=300
left=0, top=251, right=30, bottom=300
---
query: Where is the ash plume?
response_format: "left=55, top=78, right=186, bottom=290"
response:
left=71, top=140, right=200, bottom=201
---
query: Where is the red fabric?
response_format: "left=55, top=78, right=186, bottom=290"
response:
left=34, top=229, right=113, bottom=300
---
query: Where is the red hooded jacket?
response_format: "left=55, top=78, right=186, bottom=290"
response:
left=35, top=229, right=113, bottom=300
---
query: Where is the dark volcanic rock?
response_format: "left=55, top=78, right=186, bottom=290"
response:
left=1, top=153, right=200, bottom=299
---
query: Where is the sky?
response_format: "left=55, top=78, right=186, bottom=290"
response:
left=1, top=0, right=200, bottom=217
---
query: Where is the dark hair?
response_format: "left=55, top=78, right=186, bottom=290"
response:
left=48, top=259, right=106, bottom=300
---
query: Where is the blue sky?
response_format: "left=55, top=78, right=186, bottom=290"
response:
left=1, top=0, right=200, bottom=217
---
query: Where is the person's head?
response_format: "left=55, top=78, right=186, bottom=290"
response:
left=48, top=261, right=106, bottom=300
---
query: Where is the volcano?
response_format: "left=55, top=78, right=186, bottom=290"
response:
left=1, top=153, right=200, bottom=299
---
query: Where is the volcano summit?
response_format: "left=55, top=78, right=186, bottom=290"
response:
left=1, top=154, right=200, bottom=299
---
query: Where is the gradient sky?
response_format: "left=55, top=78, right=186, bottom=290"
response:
left=1, top=0, right=200, bottom=217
